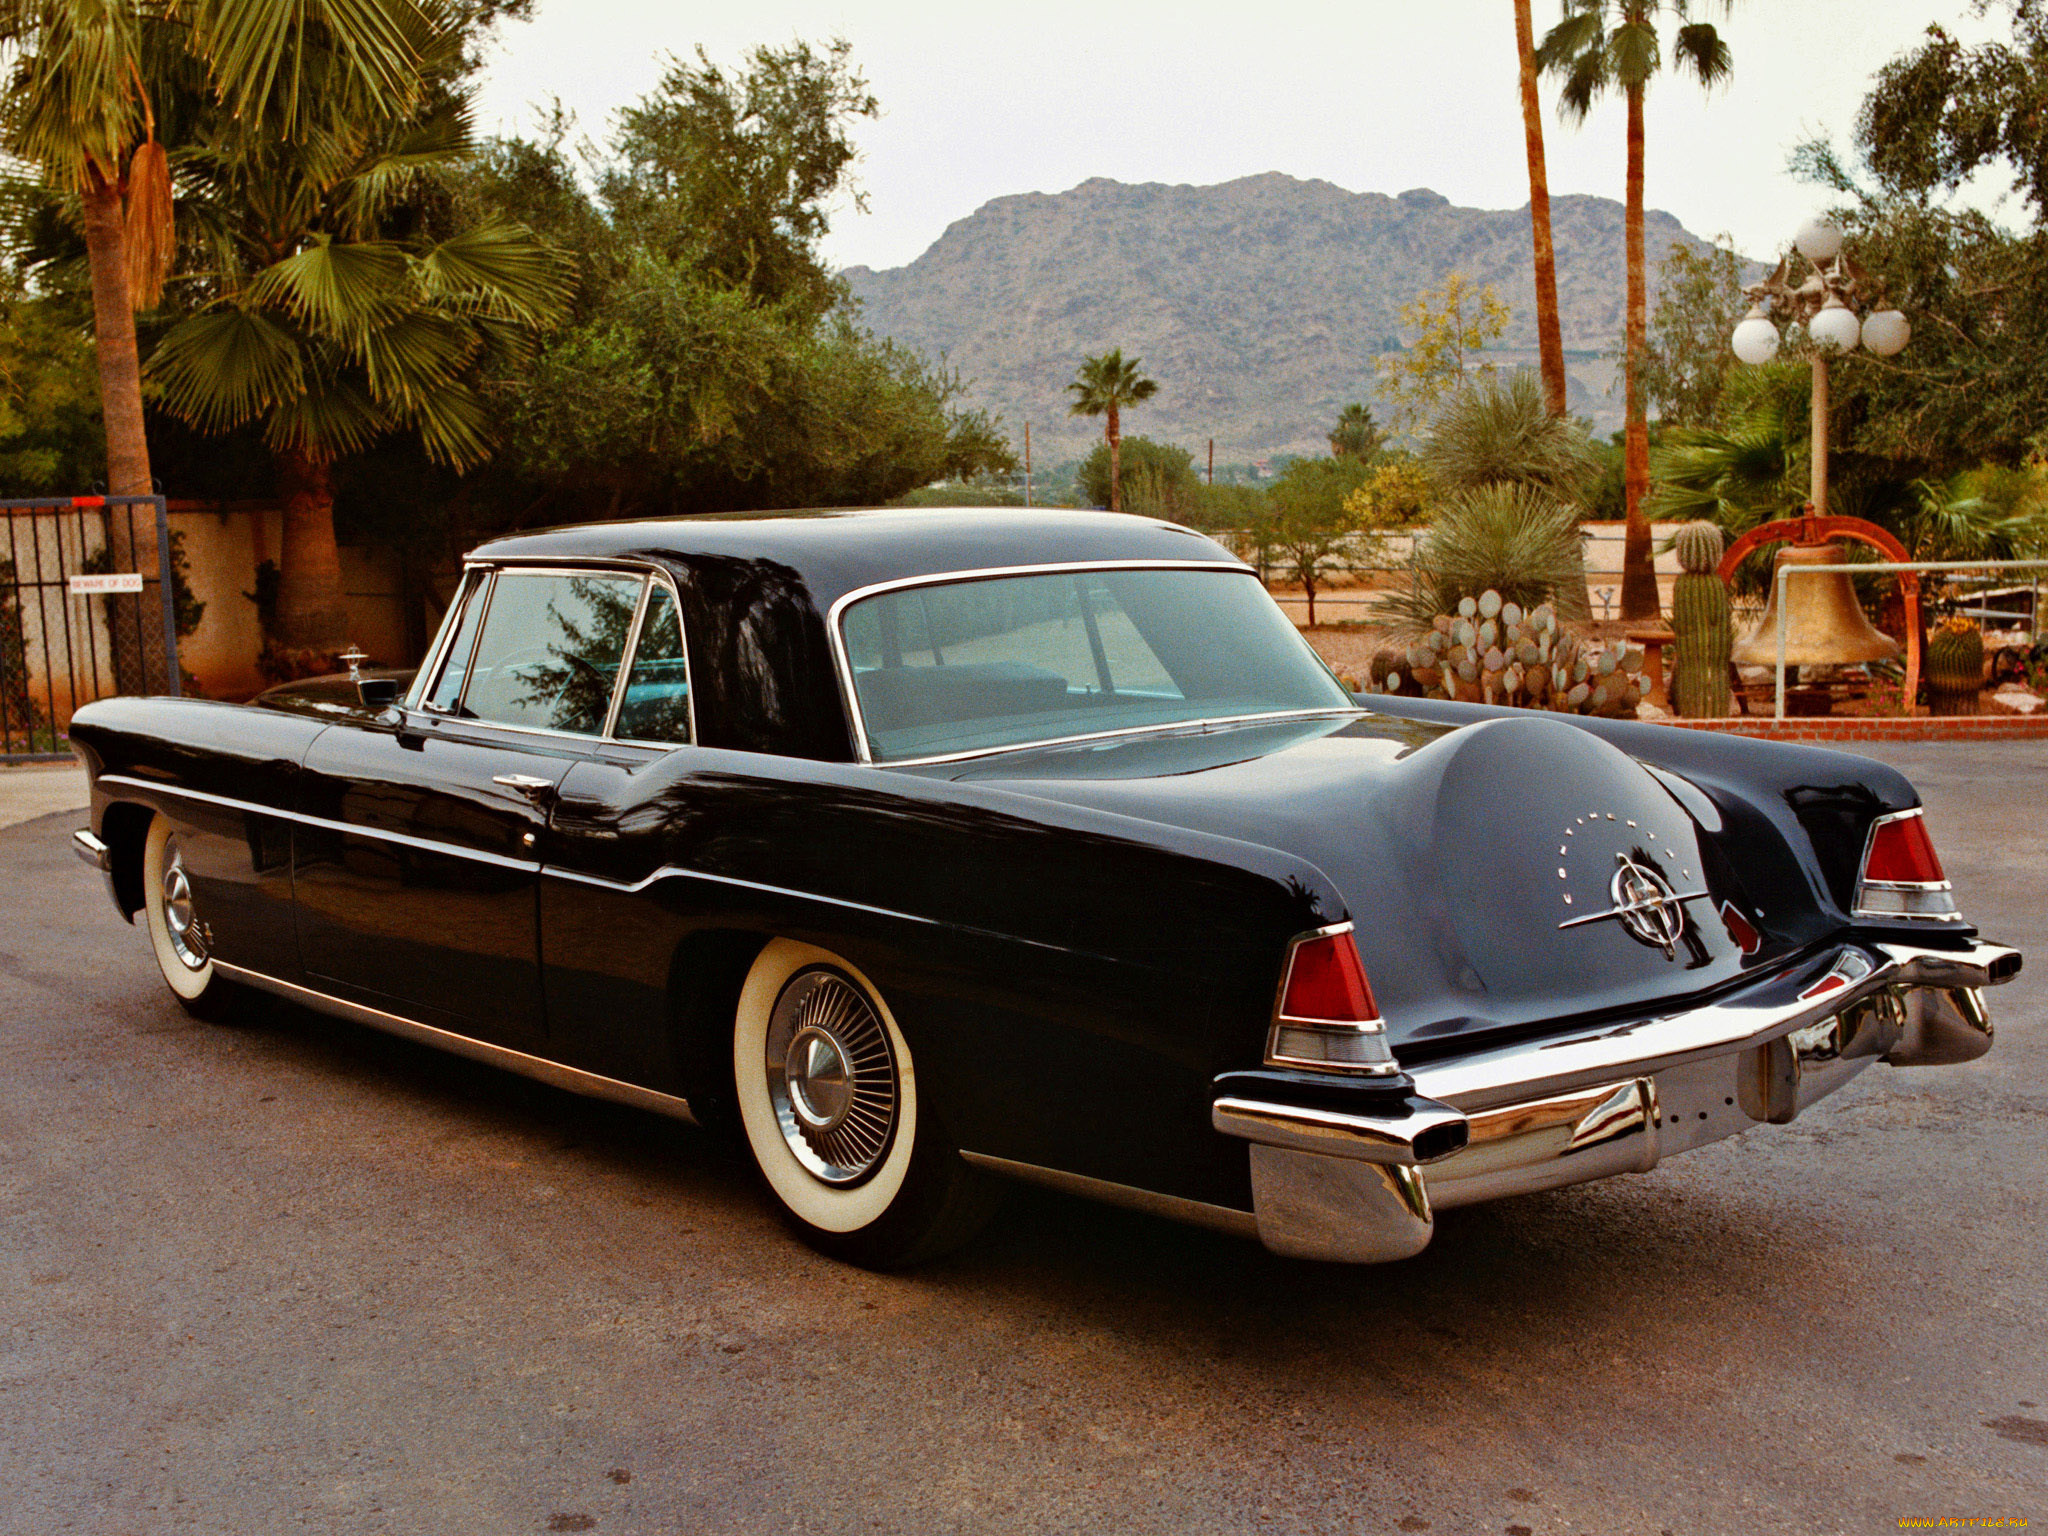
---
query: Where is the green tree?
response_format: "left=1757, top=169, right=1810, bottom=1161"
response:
left=0, top=281, right=101, bottom=494
left=464, top=69, right=1013, bottom=525
left=1538, top=0, right=1736, bottom=620
left=1066, top=348, right=1157, bottom=513
left=1641, top=237, right=1749, bottom=428
left=1077, top=435, right=1198, bottom=518
left=144, top=30, right=572, bottom=658
left=603, top=39, right=877, bottom=323
left=1856, top=1, right=2048, bottom=219
left=0, top=0, right=438, bottom=562
left=1267, top=455, right=1373, bottom=625
left=1327, top=401, right=1386, bottom=460
left=1375, top=272, right=1510, bottom=435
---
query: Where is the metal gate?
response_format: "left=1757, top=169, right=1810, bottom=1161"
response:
left=0, top=494, right=182, bottom=762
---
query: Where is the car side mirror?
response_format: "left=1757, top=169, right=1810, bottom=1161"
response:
left=357, top=677, right=402, bottom=709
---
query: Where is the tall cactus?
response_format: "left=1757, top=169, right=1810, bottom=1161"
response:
left=1670, top=522, right=1732, bottom=719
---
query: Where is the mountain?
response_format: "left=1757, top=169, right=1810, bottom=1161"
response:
left=841, top=173, right=1737, bottom=463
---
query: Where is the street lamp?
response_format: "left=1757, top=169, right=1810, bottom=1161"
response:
left=1729, top=216, right=1910, bottom=515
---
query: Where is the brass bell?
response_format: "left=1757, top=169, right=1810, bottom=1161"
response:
left=1731, top=543, right=1902, bottom=668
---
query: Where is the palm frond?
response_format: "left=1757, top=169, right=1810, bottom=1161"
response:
left=331, top=88, right=474, bottom=237
left=1671, top=23, right=1731, bottom=88
left=146, top=304, right=306, bottom=431
left=413, top=221, right=574, bottom=326
left=192, top=0, right=436, bottom=138
left=403, top=376, right=495, bottom=469
left=247, top=236, right=410, bottom=338
left=1612, top=19, right=1660, bottom=87
left=357, top=308, right=475, bottom=411
left=262, top=367, right=392, bottom=460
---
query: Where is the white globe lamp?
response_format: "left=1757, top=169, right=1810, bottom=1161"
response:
left=1731, top=311, right=1781, bottom=365
left=1862, top=308, right=1911, bottom=357
left=1795, top=216, right=1843, bottom=263
left=1809, top=299, right=1862, bottom=353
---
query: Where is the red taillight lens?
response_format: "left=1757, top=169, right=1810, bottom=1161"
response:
left=1855, top=809, right=1959, bottom=920
left=1267, top=927, right=1397, bottom=1076
left=1280, top=931, right=1378, bottom=1022
left=1863, top=811, right=1946, bottom=884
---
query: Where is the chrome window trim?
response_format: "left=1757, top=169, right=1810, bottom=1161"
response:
left=420, top=560, right=695, bottom=750
left=822, top=559, right=1358, bottom=767
left=98, top=775, right=541, bottom=871
left=409, top=568, right=490, bottom=713
left=601, top=578, right=655, bottom=740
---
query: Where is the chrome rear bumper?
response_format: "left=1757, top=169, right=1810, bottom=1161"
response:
left=1213, top=937, right=2019, bottom=1263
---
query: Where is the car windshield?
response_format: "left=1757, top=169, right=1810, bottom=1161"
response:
left=839, top=566, right=1355, bottom=763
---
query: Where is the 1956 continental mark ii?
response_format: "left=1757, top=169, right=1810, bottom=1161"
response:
left=67, top=508, right=2022, bottom=1268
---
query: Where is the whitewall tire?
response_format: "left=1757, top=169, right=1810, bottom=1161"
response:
left=733, top=938, right=997, bottom=1267
left=141, top=814, right=237, bottom=1019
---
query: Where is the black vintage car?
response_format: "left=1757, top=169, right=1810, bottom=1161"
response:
left=68, top=509, right=2021, bottom=1268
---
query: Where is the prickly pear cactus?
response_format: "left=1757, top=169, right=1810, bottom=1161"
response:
left=1670, top=522, right=1732, bottom=719
left=1925, top=616, right=1984, bottom=716
left=1357, top=588, right=1647, bottom=716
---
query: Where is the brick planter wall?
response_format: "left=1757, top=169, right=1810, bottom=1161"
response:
left=1660, top=714, right=2048, bottom=743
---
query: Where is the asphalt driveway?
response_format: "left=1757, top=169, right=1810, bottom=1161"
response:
left=0, top=741, right=2041, bottom=1535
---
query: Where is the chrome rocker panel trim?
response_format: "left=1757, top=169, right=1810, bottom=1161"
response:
left=72, top=829, right=111, bottom=870
left=1214, top=937, right=2018, bottom=1264
left=212, top=962, right=699, bottom=1126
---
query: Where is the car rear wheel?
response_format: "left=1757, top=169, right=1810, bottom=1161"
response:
left=732, top=938, right=996, bottom=1268
left=141, top=814, right=240, bottom=1021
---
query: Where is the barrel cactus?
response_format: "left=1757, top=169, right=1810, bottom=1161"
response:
left=1925, top=616, right=1984, bottom=715
left=1669, top=522, right=1732, bottom=719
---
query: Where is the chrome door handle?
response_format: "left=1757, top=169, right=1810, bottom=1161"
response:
left=492, top=773, right=554, bottom=799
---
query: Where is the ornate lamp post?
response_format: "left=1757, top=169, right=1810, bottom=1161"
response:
left=1729, top=215, right=1911, bottom=516
left=1723, top=217, right=1922, bottom=715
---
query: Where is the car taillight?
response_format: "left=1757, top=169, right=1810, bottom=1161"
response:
left=1266, top=925, right=1399, bottom=1076
left=1853, top=808, right=1959, bottom=920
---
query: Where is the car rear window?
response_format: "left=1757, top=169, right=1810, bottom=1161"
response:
left=839, top=567, right=1353, bottom=763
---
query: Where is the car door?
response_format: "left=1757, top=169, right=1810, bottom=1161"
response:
left=293, top=565, right=651, bottom=1049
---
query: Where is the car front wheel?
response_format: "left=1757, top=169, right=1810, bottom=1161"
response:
left=732, top=938, right=996, bottom=1268
left=141, top=814, right=240, bottom=1021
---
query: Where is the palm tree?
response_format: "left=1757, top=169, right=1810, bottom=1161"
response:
left=0, top=1, right=433, bottom=506
left=1513, top=0, right=1569, bottom=418
left=146, top=69, right=570, bottom=659
left=1066, top=349, right=1156, bottom=513
left=1538, top=0, right=1734, bottom=621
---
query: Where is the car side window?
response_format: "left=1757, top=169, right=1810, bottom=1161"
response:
left=613, top=582, right=693, bottom=744
left=458, top=571, right=645, bottom=736
left=421, top=573, right=488, bottom=712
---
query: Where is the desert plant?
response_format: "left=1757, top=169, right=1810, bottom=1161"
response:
left=1925, top=614, right=1985, bottom=715
left=1424, top=370, right=1600, bottom=504
left=1377, top=482, right=1591, bottom=631
left=1362, top=588, right=1646, bottom=716
left=1669, top=521, right=1732, bottom=718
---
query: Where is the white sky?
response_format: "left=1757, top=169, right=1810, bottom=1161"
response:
left=471, top=1, right=2019, bottom=273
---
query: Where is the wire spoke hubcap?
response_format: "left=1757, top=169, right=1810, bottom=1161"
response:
left=160, top=835, right=207, bottom=971
left=766, top=969, right=898, bottom=1185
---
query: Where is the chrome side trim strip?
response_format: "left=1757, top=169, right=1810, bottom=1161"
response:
left=72, top=829, right=110, bottom=870
left=212, top=962, right=698, bottom=1125
left=543, top=863, right=1083, bottom=957
left=958, top=1150, right=1259, bottom=1240
left=98, top=775, right=541, bottom=872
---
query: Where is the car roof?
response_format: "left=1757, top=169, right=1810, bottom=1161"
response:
left=468, top=506, right=1244, bottom=610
